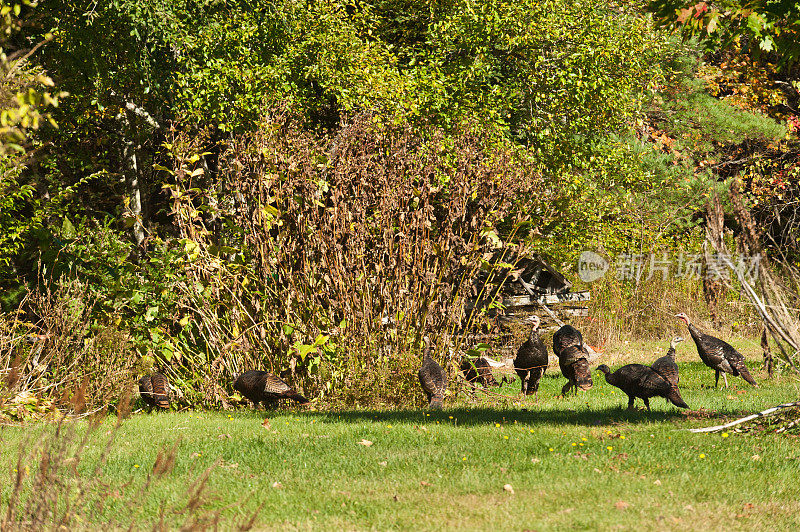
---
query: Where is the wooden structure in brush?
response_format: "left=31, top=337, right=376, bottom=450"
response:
left=463, top=251, right=591, bottom=359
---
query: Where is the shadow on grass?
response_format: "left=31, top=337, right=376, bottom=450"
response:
left=232, top=405, right=725, bottom=427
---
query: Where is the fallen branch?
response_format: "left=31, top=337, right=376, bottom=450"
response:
left=688, top=401, right=800, bottom=433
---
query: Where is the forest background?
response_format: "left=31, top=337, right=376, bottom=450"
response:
left=1, top=0, right=798, bottom=413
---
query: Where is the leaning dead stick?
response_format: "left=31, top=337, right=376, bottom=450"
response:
left=689, top=401, right=800, bottom=433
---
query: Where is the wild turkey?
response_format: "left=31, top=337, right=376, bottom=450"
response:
left=552, top=325, right=592, bottom=395
left=138, top=373, right=170, bottom=410
left=460, top=357, right=498, bottom=387
left=596, top=364, right=689, bottom=410
left=675, top=312, right=757, bottom=388
left=233, top=370, right=309, bottom=407
left=514, top=315, right=548, bottom=396
left=650, top=336, right=684, bottom=388
left=418, top=336, right=448, bottom=409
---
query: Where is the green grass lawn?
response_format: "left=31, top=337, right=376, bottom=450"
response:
left=2, top=341, right=799, bottom=530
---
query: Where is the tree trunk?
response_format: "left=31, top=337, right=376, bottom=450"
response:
left=703, top=195, right=726, bottom=329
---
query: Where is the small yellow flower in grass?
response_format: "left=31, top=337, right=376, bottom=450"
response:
left=571, top=443, right=577, bottom=447
left=504, top=435, right=509, bottom=440
left=548, top=448, right=554, bottom=452
left=134, top=464, right=140, bottom=468
left=462, top=456, right=467, bottom=461
left=620, top=435, right=626, bottom=440
left=581, top=437, right=587, bottom=442
left=579, top=443, right=584, bottom=447
left=495, top=423, right=501, bottom=428
left=699, top=453, right=706, bottom=459
left=530, top=429, right=534, bottom=434
left=448, top=416, right=453, bottom=419
left=722, top=432, right=729, bottom=438
left=426, top=413, right=430, bottom=417
left=607, top=446, right=613, bottom=451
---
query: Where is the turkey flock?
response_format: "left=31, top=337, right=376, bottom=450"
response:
left=137, top=312, right=758, bottom=413
left=415, top=311, right=758, bottom=411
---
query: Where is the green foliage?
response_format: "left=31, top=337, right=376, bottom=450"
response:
left=652, top=73, right=787, bottom=157
left=648, top=0, right=800, bottom=68
left=6, top=0, right=792, bottom=409
left=0, top=163, right=35, bottom=267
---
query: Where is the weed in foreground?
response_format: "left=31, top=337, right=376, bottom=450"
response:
left=0, top=392, right=260, bottom=531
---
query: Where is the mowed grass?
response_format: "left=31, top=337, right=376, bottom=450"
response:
left=1, top=338, right=799, bottom=530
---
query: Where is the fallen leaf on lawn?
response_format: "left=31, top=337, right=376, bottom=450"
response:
left=503, top=484, right=514, bottom=494
left=392, top=495, right=399, bottom=502
left=190, top=453, right=200, bottom=459
left=420, top=481, right=431, bottom=487
left=358, top=439, right=373, bottom=447
left=531, top=458, right=541, bottom=464
left=271, top=482, right=283, bottom=489
left=261, top=418, right=271, bottom=429
left=593, top=468, right=602, bottom=474
left=751, top=454, right=761, bottom=461
left=653, top=479, right=662, bottom=486
left=615, top=501, right=629, bottom=510
left=743, top=503, right=755, bottom=510
left=727, top=395, right=735, bottom=400
left=379, top=461, right=387, bottom=467
left=217, top=433, right=231, bottom=439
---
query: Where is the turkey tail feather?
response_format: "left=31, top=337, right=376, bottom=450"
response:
left=667, top=387, right=689, bottom=409
left=151, top=373, right=170, bottom=409
left=739, top=365, right=758, bottom=386
left=288, top=392, right=309, bottom=404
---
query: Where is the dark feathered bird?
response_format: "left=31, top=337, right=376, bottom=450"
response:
left=418, top=336, right=448, bottom=409
left=234, top=370, right=309, bottom=407
left=596, top=364, right=688, bottom=410
left=676, top=313, right=757, bottom=388
left=138, top=373, right=170, bottom=410
left=651, top=336, right=684, bottom=388
left=553, top=324, right=583, bottom=357
left=514, top=315, right=548, bottom=396
left=553, top=325, right=592, bottom=395
left=460, top=356, right=498, bottom=387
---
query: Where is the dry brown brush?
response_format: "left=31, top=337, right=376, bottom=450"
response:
left=159, top=112, right=540, bottom=406
left=0, top=282, right=134, bottom=421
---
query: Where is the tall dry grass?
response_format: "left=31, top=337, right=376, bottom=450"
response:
left=1, top=281, right=134, bottom=421
left=0, top=394, right=260, bottom=530
left=578, top=273, right=763, bottom=349
left=156, top=112, right=542, bottom=406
